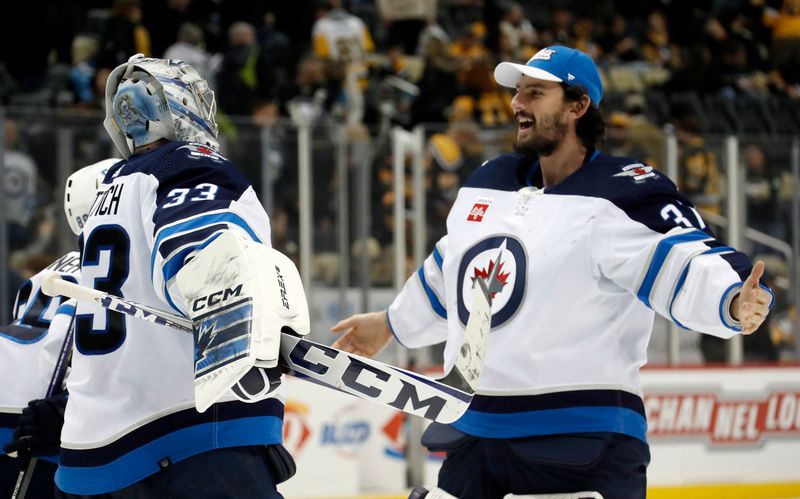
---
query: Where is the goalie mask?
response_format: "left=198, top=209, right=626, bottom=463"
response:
left=64, top=158, right=121, bottom=235
left=104, top=53, right=219, bottom=158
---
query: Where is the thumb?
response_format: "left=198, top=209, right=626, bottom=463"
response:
left=745, top=261, right=765, bottom=290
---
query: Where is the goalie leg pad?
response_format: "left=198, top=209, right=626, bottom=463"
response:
left=175, top=231, right=310, bottom=412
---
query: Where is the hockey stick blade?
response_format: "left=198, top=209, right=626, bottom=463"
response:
left=438, top=276, right=491, bottom=394
left=41, top=273, right=489, bottom=423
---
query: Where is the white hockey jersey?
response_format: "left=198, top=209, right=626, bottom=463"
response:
left=388, top=151, right=773, bottom=443
left=57, top=143, right=282, bottom=494
left=0, top=253, right=80, bottom=452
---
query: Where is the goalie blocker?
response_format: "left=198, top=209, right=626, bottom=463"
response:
left=174, top=232, right=310, bottom=412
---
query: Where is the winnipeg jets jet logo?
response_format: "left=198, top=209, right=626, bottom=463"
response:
left=457, top=236, right=527, bottom=329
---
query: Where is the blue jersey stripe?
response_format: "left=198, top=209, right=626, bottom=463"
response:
left=160, top=232, right=225, bottom=313
left=417, top=266, right=447, bottom=319
left=161, top=231, right=223, bottom=286
left=59, top=399, right=281, bottom=467
left=719, top=282, right=743, bottom=331
left=158, top=223, right=228, bottom=260
left=55, top=415, right=282, bottom=495
left=432, top=246, right=444, bottom=270
left=637, top=230, right=709, bottom=308
left=452, top=406, right=648, bottom=442
left=152, top=212, right=260, bottom=281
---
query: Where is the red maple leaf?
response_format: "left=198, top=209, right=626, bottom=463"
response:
left=471, top=259, right=510, bottom=298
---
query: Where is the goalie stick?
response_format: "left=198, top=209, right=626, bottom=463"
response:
left=41, top=274, right=491, bottom=424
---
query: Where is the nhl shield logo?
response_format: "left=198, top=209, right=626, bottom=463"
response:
left=456, top=235, right=527, bottom=329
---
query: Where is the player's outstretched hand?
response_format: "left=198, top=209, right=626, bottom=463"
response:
left=330, top=310, right=394, bottom=358
left=733, top=261, right=772, bottom=335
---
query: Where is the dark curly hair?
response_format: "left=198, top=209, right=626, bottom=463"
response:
left=562, top=84, right=605, bottom=149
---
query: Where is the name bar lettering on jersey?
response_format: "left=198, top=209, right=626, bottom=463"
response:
left=89, top=183, right=125, bottom=217
left=47, top=253, right=81, bottom=274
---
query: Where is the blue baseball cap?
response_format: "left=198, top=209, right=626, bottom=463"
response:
left=494, top=46, right=603, bottom=107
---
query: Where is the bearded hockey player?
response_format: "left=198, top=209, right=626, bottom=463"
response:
left=331, top=46, right=773, bottom=498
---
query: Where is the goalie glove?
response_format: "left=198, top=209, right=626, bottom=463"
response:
left=3, top=392, right=68, bottom=459
left=175, top=231, right=310, bottom=412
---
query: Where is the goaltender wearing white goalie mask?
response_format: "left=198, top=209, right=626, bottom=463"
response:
left=54, top=54, right=306, bottom=499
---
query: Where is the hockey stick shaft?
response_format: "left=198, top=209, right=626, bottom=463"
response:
left=11, top=313, right=75, bottom=499
left=41, top=274, right=486, bottom=423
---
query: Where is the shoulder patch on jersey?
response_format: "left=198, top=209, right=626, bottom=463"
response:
left=467, top=197, right=492, bottom=222
left=177, top=143, right=227, bottom=163
left=613, top=163, right=657, bottom=183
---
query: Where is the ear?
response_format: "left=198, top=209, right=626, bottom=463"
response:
left=569, top=95, right=591, bottom=120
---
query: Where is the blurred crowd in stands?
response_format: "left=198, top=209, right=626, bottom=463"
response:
left=3, top=0, right=800, bottom=129
left=1, top=0, right=799, bottom=361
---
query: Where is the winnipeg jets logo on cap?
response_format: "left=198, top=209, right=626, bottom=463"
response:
left=567, top=73, right=575, bottom=81
left=613, top=163, right=656, bottom=183
left=531, top=48, right=556, bottom=61
left=467, top=197, right=493, bottom=222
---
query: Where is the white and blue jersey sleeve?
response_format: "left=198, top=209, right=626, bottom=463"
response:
left=388, top=236, right=449, bottom=348
left=11, top=252, right=80, bottom=327
left=590, top=182, right=774, bottom=337
left=147, top=143, right=271, bottom=315
left=0, top=256, right=79, bottom=454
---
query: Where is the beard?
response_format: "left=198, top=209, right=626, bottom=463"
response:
left=514, top=111, right=568, bottom=157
